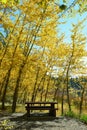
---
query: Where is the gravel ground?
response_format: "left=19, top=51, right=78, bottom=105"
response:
left=0, top=113, right=87, bottom=130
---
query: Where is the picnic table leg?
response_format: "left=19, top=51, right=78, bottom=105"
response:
left=26, top=104, right=30, bottom=117
left=49, top=109, right=56, bottom=117
left=27, top=109, right=30, bottom=117
left=49, top=103, right=56, bottom=117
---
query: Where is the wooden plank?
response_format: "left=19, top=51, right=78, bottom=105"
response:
left=25, top=102, right=57, bottom=104
left=26, top=106, right=51, bottom=109
left=25, top=106, right=58, bottom=110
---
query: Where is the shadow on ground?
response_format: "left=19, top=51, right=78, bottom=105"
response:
left=9, top=113, right=61, bottom=130
left=1, top=113, right=87, bottom=130
left=10, top=112, right=58, bottom=121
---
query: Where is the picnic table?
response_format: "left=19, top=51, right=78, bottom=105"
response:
left=25, top=101, right=58, bottom=117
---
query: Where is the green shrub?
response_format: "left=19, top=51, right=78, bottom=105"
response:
left=64, top=111, right=76, bottom=118
left=80, top=115, right=87, bottom=124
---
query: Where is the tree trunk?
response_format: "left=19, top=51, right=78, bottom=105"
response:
left=66, top=74, right=71, bottom=112
left=44, top=85, right=49, bottom=102
left=44, top=77, right=50, bottom=102
left=61, top=88, right=64, bottom=115
left=31, top=67, right=40, bottom=102
left=0, top=76, right=7, bottom=101
left=40, top=77, right=45, bottom=102
left=12, top=85, right=19, bottom=113
left=1, top=68, right=12, bottom=110
left=12, top=63, right=24, bottom=113
left=33, top=72, right=47, bottom=102
left=79, top=86, right=85, bottom=116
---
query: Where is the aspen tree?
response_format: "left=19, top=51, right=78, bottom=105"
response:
left=12, top=0, right=59, bottom=112
left=64, top=19, right=87, bottom=112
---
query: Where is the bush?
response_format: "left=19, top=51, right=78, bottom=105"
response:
left=80, top=115, right=87, bottom=124
left=64, top=111, right=76, bottom=118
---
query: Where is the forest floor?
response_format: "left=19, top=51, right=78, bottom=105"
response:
left=0, top=112, right=87, bottom=130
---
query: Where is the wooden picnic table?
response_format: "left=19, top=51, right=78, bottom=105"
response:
left=25, top=101, right=58, bottom=117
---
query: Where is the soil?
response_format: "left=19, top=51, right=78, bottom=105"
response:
left=0, top=113, right=87, bottom=130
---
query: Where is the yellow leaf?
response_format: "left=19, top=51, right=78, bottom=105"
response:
left=1, top=0, right=7, bottom=4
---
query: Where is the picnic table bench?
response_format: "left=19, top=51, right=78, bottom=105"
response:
left=25, top=102, right=58, bottom=117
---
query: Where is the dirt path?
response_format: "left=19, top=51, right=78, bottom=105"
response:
left=0, top=113, right=87, bottom=130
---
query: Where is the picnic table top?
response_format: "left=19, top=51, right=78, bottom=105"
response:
left=25, top=102, right=58, bottom=104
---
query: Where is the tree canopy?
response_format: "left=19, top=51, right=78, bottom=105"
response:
left=0, top=0, right=87, bottom=114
